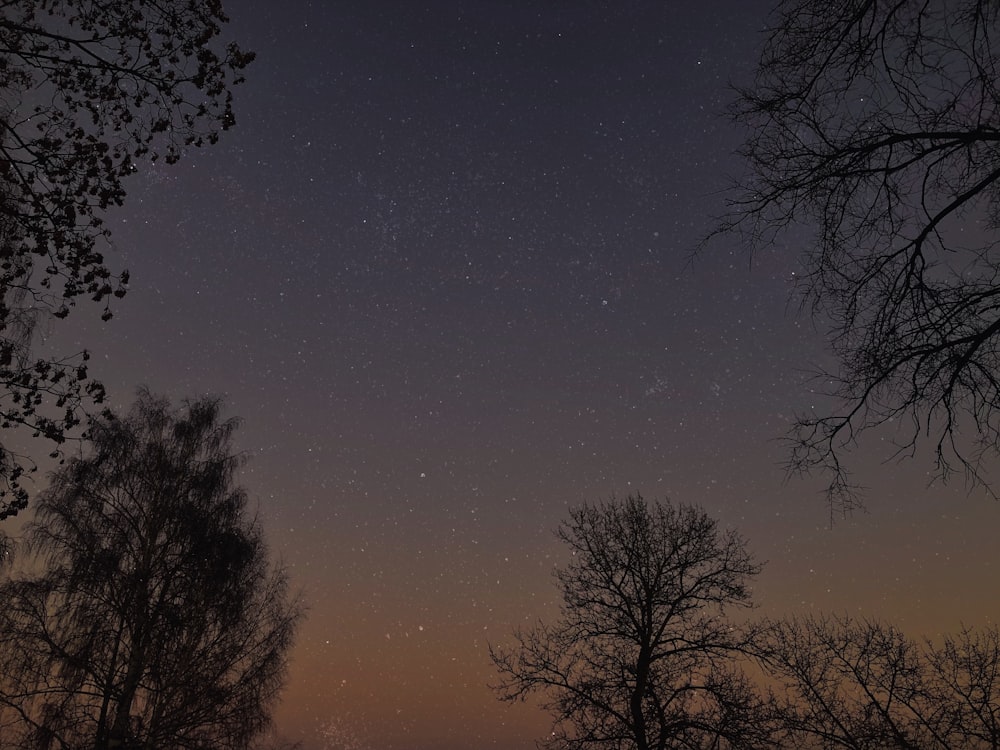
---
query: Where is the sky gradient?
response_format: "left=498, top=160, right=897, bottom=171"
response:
left=23, top=2, right=1000, bottom=748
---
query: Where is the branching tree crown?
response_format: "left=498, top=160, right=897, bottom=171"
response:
left=0, top=1, right=253, bottom=517
left=756, top=614, right=1000, bottom=749
left=721, top=0, right=1000, bottom=512
left=0, top=390, right=302, bottom=750
left=490, top=495, right=766, bottom=750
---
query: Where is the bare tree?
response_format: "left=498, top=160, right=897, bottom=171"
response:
left=0, top=390, right=302, bottom=750
left=0, top=1, right=253, bottom=517
left=756, top=614, right=1000, bottom=749
left=490, top=495, right=767, bottom=750
left=719, top=0, right=1000, bottom=512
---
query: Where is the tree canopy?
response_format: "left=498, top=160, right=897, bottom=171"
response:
left=490, top=496, right=765, bottom=750
left=722, top=0, right=1000, bottom=511
left=0, top=0, right=252, bottom=517
left=757, top=614, right=1000, bottom=749
left=494, top=499, right=1000, bottom=748
left=0, top=390, right=301, bottom=750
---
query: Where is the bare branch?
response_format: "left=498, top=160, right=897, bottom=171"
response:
left=716, top=0, right=1000, bottom=511
left=489, top=496, right=768, bottom=750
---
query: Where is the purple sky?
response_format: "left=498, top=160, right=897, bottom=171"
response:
left=26, top=2, right=1000, bottom=748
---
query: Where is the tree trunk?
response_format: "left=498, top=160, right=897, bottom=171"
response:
left=630, top=643, right=651, bottom=750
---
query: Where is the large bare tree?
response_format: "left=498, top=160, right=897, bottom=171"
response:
left=490, top=496, right=766, bottom=750
left=0, top=1, right=253, bottom=517
left=722, top=0, right=1000, bottom=512
left=0, top=391, right=302, bottom=750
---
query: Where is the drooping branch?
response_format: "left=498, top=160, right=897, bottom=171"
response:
left=716, top=0, right=1000, bottom=511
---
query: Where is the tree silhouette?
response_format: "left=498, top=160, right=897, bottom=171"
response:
left=720, top=0, right=1000, bottom=512
left=0, top=390, right=302, bottom=750
left=490, top=496, right=766, bottom=750
left=756, top=614, right=1000, bottom=749
left=0, top=1, right=253, bottom=517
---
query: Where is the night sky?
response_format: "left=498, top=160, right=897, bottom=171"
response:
left=27, top=2, right=1000, bottom=749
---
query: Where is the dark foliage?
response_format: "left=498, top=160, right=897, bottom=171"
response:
left=0, top=0, right=252, bottom=517
left=490, top=496, right=766, bottom=750
left=720, top=0, right=1000, bottom=512
left=0, top=390, right=302, bottom=750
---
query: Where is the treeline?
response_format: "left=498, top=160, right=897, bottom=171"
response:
left=491, top=496, right=1000, bottom=750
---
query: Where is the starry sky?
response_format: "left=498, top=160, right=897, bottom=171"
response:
left=26, top=2, right=1000, bottom=749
